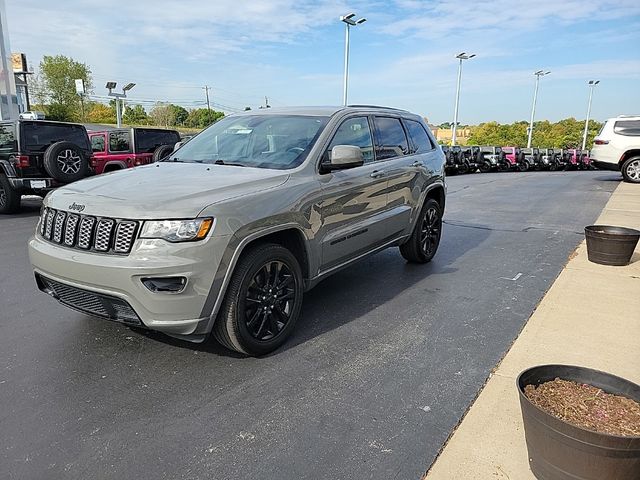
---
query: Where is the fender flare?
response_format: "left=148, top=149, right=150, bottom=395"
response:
left=196, top=223, right=311, bottom=335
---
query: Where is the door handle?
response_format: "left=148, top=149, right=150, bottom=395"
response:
left=410, top=161, right=422, bottom=167
left=370, top=170, right=386, bottom=178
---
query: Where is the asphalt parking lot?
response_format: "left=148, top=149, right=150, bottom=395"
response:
left=0, top=171, right=620, bottom=480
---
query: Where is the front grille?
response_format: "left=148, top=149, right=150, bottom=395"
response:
left=36, top=274, right=142, bottom=325
left=39, top=207, right=138, bottom=255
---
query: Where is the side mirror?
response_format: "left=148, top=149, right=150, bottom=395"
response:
left=173, top=141, right=184, bottom=152
left=326, top=145, right=364, bottom=171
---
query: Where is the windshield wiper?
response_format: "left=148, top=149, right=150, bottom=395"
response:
left=214, top=159, right=246, bottom=167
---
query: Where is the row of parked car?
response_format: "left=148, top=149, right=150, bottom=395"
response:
left=441, top=145, right=593, bottom=175
left=0, top=119, right=182, bottom=213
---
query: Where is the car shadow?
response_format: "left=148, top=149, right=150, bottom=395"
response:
left=134, top=223, right=491, bottom=357
left=592, top=173, right=622, bottom=182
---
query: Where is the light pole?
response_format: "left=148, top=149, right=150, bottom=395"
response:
left=582, top=80, right=600, bottom=151
left=106, top=81, right=136, bottom=127
left=451, top=52, right=475, bottom=146
left=526, top=70, right=550, bottom=148
left=340, top=12, right=366, bottom=106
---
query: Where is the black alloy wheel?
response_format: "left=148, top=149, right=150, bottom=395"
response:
left=244, top=260, right=296, bottom=341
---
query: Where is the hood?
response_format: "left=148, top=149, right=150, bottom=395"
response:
left=46, top=163, right=290, bottom=219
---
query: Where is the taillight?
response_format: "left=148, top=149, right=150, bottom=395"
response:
left=90, top=157, right=98, bottom=167
left=16, top=155, right=30, bottom=168
left=594, top=139, right=609, bottom=145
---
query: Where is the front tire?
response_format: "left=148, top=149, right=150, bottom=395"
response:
left=400, top=198, right=442, bottom=264
left=621, top=157, right=640, bottom=184
left=0, top=174, right=20, bottom=214
left=213, top=243, right=303, bottom=356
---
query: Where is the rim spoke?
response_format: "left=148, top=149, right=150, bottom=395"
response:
left=246, top=308, right=261, bottom=328
left=255, top=311, right=269, bottom=339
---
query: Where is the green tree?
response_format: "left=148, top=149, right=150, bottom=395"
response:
left=185, top=108, right=224, bottom=128
left=168, top=104, right=189, bottom=125
left=123, top=104, right=148, bottom=124
left=39, top=55, right=93, bottom=121
left=86, top=102, right=116, bottom=124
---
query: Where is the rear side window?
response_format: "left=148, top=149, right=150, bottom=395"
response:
left=404, top=120, right=434, bottom=153
left=134, top=129, right=180, bottom=153
left=109, top=131, right=131, bottom=152
left=326, top=116, right=374, bottom=163
left=614, top=120, right=640, bottom=136
left=0, top=123, right=16, bottom=152
left=372, top=117, right=409, bottom=160
left=91, top=135, right=105, bottom=153
left=21, top=123, right=90, bottom=151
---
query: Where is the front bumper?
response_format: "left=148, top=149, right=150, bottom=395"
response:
left=28, top=233, right=230, bottom=338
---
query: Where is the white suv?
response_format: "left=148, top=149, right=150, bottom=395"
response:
left=591, top=115, right=640, bottom=183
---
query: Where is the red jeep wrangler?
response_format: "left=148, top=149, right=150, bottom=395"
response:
left=89, top=127, right=180, bottom=174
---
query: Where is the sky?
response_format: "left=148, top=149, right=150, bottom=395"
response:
left=5, top=0, right=640, bottom=124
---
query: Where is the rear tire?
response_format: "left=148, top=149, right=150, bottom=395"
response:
left=153, top=144, right=174, bottom=162
left=213, top=244, right=304, bottom=356
left=0, top=173, right=21, bottom=214
left=43, top=141, right=88, bottom=183
left=479, top=161, right=491, bottom=173
left=400, top=198, right=442, bottom=264
left=621, top=157, right=640, bottom=184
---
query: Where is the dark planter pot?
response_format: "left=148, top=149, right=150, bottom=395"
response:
left=584, top=225, right=640, bottom=266
left=517, top=365, right=640, bottom=480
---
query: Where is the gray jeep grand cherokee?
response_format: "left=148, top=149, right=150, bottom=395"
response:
left=29, top=106, right=446, bottom=355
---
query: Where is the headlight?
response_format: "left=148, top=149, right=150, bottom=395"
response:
left=140, top=218, right=213, bottom=242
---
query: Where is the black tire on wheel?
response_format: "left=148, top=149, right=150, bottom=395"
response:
left=549, top=161, right=558, bottom=171
left=517, top=160, right=529, bottom=172
left=0, top=173, right=21, bottom=214
left=399, top=198, right=442, bottom=264
left=152, top=144, right=174, bottom=162
left=43, top=141, right=88, bottom=183
left=479, top=161, right=491, bottom=173
left=213, top=243, right=304, bottom=356
left=621, top=156, right=640, bottom=184
left=458, top=160, right=470, bottom=174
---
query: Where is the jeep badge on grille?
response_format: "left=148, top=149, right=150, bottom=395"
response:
left=68, top=202, right=85, bottom=212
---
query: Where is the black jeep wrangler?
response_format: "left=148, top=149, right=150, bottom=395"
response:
left=0, top=120, right=93, bottom=213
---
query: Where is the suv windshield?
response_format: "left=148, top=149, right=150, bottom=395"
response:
left=170, top=115, right=329, bottom=169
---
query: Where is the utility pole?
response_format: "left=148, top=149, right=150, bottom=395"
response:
left=203, top=85, right=211, bottom=114
left=582, top=80, right=600, bottom=151
left=451, top=52, right=475, bottom=146
left=264, top=96, right=270, bottom=108
left=527, top=70, right=550, bottom=148
left=340, top=13, right=366, bottom=106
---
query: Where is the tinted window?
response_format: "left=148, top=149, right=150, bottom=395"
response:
left=404, top=120, right=434, bottom=153
left=134, top=129, right=180, bottom=153
left=0, top=123, right=16, bottom=152
left=91, top=135, right=105, bottom=153
left=373, top=117, right=409, bottom=160
left=614, top=120, right=640, bottom=136
left=109, top=131, right=131, bottom=152
left=171, top=115, right=328, bottom=170
left=21, top=122, right=90, bottom=152
left=327, top=116, right=374, bottom=163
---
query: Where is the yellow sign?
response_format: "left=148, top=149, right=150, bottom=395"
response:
left=11, top=53, right=27, bottom=73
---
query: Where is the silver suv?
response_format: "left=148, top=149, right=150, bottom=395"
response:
left=29, top=106, right=446, bottom=355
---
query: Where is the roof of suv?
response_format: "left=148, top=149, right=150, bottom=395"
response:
left=234, top=105, right=412, bottom=117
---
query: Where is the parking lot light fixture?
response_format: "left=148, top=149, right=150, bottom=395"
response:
left=527, top=70, right=551, bottom=148
left=451, top=52, right=475, bottom=146
left=582, top=80, right=600, bottom=151
left=106, top=81, right=135, bottom=128
left=340, top=12, right=366, bottom=106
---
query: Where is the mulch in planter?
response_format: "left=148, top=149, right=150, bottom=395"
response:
left=524, top=377, right=640, bottom=437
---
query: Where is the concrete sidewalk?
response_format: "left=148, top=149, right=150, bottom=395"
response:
left=425, top=181, right=640, bottom=480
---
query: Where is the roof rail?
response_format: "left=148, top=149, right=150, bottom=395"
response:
left=347, top=104, right=408, bottom=112
left=616, top=114, right=640, bottom=118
